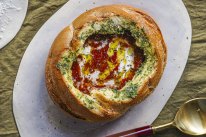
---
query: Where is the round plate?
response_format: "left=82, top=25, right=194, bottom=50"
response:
left=13, top=0, right=191, bottom=137
left=0, top=0, right=28, bottom=49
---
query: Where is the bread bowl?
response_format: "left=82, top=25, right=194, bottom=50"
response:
left=45, top=4, right=167, bottom=122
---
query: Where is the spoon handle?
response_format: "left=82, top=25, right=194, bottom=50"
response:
left=106, top=125, right=153, bottom=137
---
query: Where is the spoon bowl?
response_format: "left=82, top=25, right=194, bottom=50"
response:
left=174, top=98, right=206, bottom=135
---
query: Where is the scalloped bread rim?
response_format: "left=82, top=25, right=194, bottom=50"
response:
left=45, top=4, right=167, bottom=122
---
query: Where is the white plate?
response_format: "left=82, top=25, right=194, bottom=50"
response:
left=13, top=0, right=191, bottom=137
left=0, top=0, right=28, bottom=49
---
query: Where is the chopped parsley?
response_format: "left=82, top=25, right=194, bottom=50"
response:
left=111, top=84, right=138, bottom=99
left=123, top=84, right=138, bottom=98
left=84, top=97, right=95, bottom=109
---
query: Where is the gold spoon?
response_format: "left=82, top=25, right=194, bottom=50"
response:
left=107, top=98, right=206, bottom=137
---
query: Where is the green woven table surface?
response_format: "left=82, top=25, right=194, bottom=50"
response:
left=0, top=1, right=205, bottom=137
